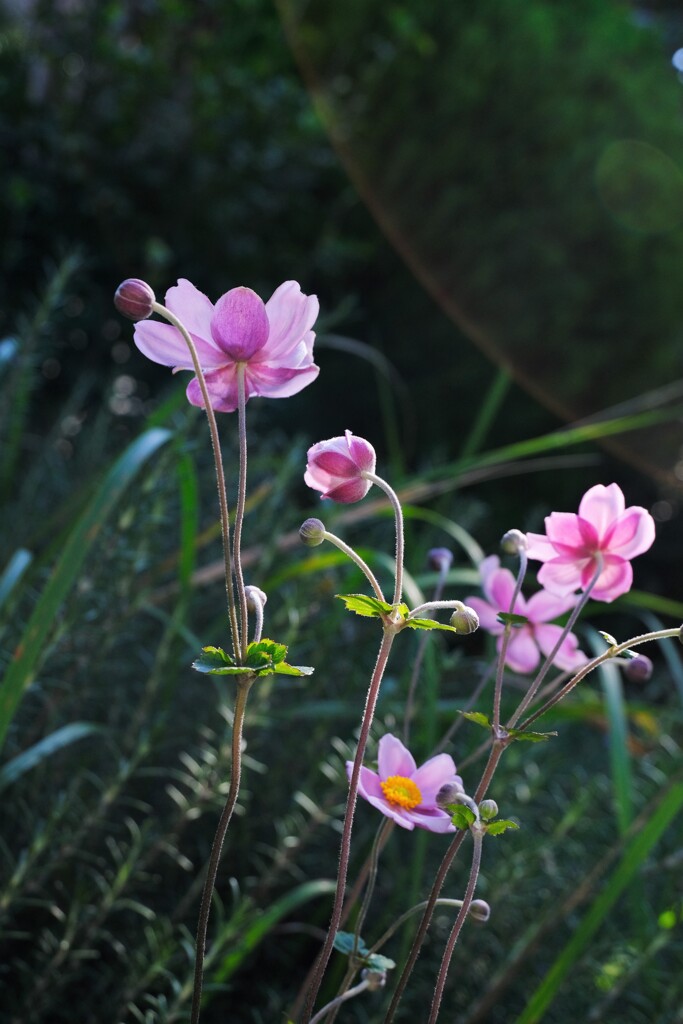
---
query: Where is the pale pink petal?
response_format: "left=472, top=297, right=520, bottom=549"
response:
left=353, top=764, right=384, bottom=801
left=246, top=363, right=319, bottom=400
left=537, top=557, right=586, bottom=596
left=605, top=508, right=655, bottom=560
left=264, top=282, right=319, bottom=359
left=411, top=754, right=458, bottom=803
left=134, top=320, right=225, bottom=370
left=377, top=734, right=416, bottom=779
left=313, top=450, right=362, bottom=478
left=501, top=629, right=540, bottom=674
left=589, top=557, right=633, bottom=602
left=479, top=555, right=502, bottom=595
left=525, top=532, right=559, bottom=561
left=464, top=596, right=502, bottom=633
left=545, top=512, right=595, bottom=553
left=405, top=808, right=454, bottom=833
left=322, top=478, right=372, bottom=503
left=486, top=565, right=518, bottom=613
left=525, top=588, right=577, bottom=624
left=164, top=278, right=216, bottom=340
left=210, top=287, right=269, bottom=361
left=345, top=431, right=376, bottom=474
left=578, top=483, right=625, bottom=541
left=186, top=364, right=240, bottom=413
left=534, top=624, right=587, bottom=670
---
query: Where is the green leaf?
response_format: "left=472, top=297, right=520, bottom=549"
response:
left=192, top=646, right=236, bottom=673
left=404, top=617, right=460, bottom=632
left=451, top=805, right=477, bottom=829
left=334, top=931, right=369, bottom=956
left=246, top=638, right=288, bottom=666
left=337, top=594, right=405, bottom=618
left=486, top=819, right=520, bottom=836
left=0, top=722, right=104, bottom=793
left=507, top=728, right=557, bottom=743
left=366, top=953, right=396, bottom=971
left=273, top=662, right=314, bottom=676
left=461, top=711, right=491, bottom=729
left=497, top=612, right=529, bottom=627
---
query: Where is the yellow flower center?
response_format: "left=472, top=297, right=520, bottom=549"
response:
left=380, top=775, right=422, bottom=810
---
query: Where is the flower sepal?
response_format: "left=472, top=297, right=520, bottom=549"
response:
left=192, top=639, right=313, bottom=678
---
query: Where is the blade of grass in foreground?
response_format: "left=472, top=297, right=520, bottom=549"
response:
left=514, top=781, right=683, bottom=1024
left=0, top=427, right=172, bottom=754
left=0, top=722, right=103, bottom=793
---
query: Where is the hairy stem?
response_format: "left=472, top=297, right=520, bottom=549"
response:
left=234, top=364, right=249, bottom=660
left=364, top=473, right=404, bottom=606
left=322, top=530, right=386, bottom=602
left=492, top=549, right=527, bottom=732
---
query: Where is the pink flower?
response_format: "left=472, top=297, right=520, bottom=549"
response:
left=466, top=556, right=587, bottom=674
left=348, top=734, right=462, bottom=833
left=526, top=484, right=655, bottom=603
left=133, top=279, right=319, bottom=412
left=305, top=430, right=376, bottom=503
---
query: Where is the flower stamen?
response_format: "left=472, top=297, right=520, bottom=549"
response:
left=381, top=775, right=422, bottom=810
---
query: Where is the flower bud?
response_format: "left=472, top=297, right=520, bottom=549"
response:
left=469, top=899, right=491, bottom=923
left=449, top=601, right=479, bottom=635
left=428, top=547, right=454, bottom=572
left=114, top=278, right=155, bottom=321
left=299, top=518, right=326, bottom=546
left=500, top=529, right=528, bottom=555
left=361, top=969, right=387, bottom=991
left=245, top=585, right=267, bottom=612
left=624, top=654, right=653, bottom=683
left=479, top=799, right=498, bottom=821
left=304, top=430, right=376, bottom=503
left=435, top=779, right=466, bottom=809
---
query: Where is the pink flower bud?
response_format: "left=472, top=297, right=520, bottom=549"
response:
left=114, top=278, right=155, bottom=321
left=469, top=899, right=491, bottom=923
left=304, top=430, right=376, bottom=504
left=428, top=547, right=454, bottom=572
left=299, top=518, right=326, bottom=546
left=500, top=529, right=528, bottom=554
left=624, top=654, right=653, bottom=683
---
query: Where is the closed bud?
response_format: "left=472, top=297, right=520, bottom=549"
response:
left=449, top=601, right=479, bottom=635
left=501, top=529, right=528, bottom=554
left=479, top=799, right=498, bottom=821
left=114, top=278, right=155, bottom=321
left=428, top=547, right=454, bottom=572
left=245, top=585, right=267, bottom=612
left=436, top=779, right=466, bottom=808
left=361, top=969, right=387, bottom=991
left=469, top=899, right=491, bottom=923
left=299, top=518, right=326, bottom=546
left=624, top=654, right=652, bottom=683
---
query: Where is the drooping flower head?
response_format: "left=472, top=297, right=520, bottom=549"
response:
left=305, top=430, right=376, bottom=503
left=132, top=279, right=319, bottom=413
left=526, top=484, right=655, bottom=603
left=466, top=556, right=586, bottom=674
left=348, top=734, right=463, bottom=833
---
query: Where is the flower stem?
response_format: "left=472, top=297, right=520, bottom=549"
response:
left=492, top=549, right=527, bottom=732
left=302, top=628, right=397, bottom=1023
left=427, top=830, right=483, bottom=1024
left=308, top=979, right=371, bottom=1024
left=234, top=364, right=249, bottom=660
left=322, top=530, right=386, bottom=602
left=363, top=473, right=404, bottom=606
left=403, top=559, right=450, bottom=744
left=190, top=675, right=253, bottom=1024
left=152, top=301, right=240, bottom=662
left=367, top=898, right=465, bottom=955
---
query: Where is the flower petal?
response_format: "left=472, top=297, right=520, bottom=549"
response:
left=210, top=287, right=269, bottom=361
left=589, top=557, right=633, bottom=602
left=264, top=281, right=319, bottom=360
left=134, top=320, right=225, bottom=370
left=411, top=754, right=458, bottom=804
left=578, top=483, right=625, bottom=541
left=525, top=532, right=559, bottom=561
left=525, top=588, right=577, bottom=624
left=605, top=508, right=655, bottom=560
left=464, top=596, right=502, bottom=633
left=165, top=278, right=216, bottom=340
left=534, top=624, right=587, bottom=670
left=377, top=734, right=416, bottom=779
left=545, top=512, right=595, bottom=553
left=354, top=765, right=384, bottom=802
left=537, top=557, right=586, bottom=596
left=405, top=808, right=455, bottom=833
left=186, top=363, right=240, bottom=413
left=501, top=629, right=540, bottom=674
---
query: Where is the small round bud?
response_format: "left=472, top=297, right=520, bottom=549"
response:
left=469, top=899, right=491, bottom=923
left=299, top=518, right=326, bottom=546
left=428, top=547, right=454, bottom=572
left=114, top=278, right=155, bottom=321
left=361, top=969, right=387, bottom=991
left=245, top=585, right=267, bottom=612
left=449, top=601, right=479, bottom=635
left=479, top=799, right=498, bottom=821
left=624, top=654, right=653, bottom=683
left=500, top=529, right=528, bottom=555
left=436, top=779, right=466, bottom=809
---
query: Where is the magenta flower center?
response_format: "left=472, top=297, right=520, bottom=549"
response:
left=381, top=775, right=422, bottom=810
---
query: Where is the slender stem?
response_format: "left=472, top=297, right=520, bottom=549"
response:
left=407, top=599, right=466, bottom=618
left=492, top=550, right=527, bottom=732
left=354, top=817, right=392, bottom=952
left=364, top=473, right=404, bottom=606
left=433, top=659, right=497, bottom=754
left=308, top=979, right=371, bottom=1024
left=251, top=596, right=265, bottom=644
left=190, top=676, right=253, bottom=1024
left=367, top=899, right=464, bottom=955
left=234, top=364, right=249, bottom=660
left=403, top=561, right=449, bottom=744
left=152, top=301, right=240, bottom=661
left=322, top=530, right=386, bottom=602
left=427, top=830, right=484, bottom=1024
left=302, top=628, right=397, bottom=1023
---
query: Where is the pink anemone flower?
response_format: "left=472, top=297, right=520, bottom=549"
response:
left=348, top=734, right=462, bottom=833
left=526, top=483, right=655, bottom=603
left=305, top=430, right=376, bottom=503
left=133, top=279, right=319, bottom=413
left=466, top=555, right=587, bottom=674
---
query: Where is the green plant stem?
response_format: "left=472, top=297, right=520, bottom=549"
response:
left=492, top=550, right=527, bottom=732
left=368, top=898, right=465, bottom=955
left=302, top=628, right=397, bottom=1023
left=354, top=817, right=392, bottom=952
left=152, top=301, right=240, bottom=661
left=322, top=530, right=386, bottom=601
left=309, top=979, right=371, bottom=1024
left=403, top=559, right=449, bottom=744
left=428, top=830, right=483, bottom=1024
left=364, top=473, right=404, bottom=605
left=190, top=675, right=253, bottom=1024
left=234, top=364, right=249, bottom=660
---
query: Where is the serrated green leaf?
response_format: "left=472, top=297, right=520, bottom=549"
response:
left=508, top=728, right=557, bottom=743
left=337, top=593, right=394, bottom=618
left=192, top=646, right=235, bottom=673
left=273, top=662, right=315, bottom=677
left=451, top=805, right=477, bottom=829
left=497, top=612, right=529, bottom=627
left=247, top=639, right=288, bottom=665
left=366, top=953, right=396, bottom=971
left=404, top=617, right=459, bottom=633
left=599, top=630, right=618, bottom=647
left=486, top=819, right=520, bottom=836
left=461, top=711, right=491, bottom=728
left=333, top=931, right=369, bottom=956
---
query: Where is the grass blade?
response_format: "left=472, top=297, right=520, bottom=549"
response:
left=0, top=722, right=103, bottom=792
